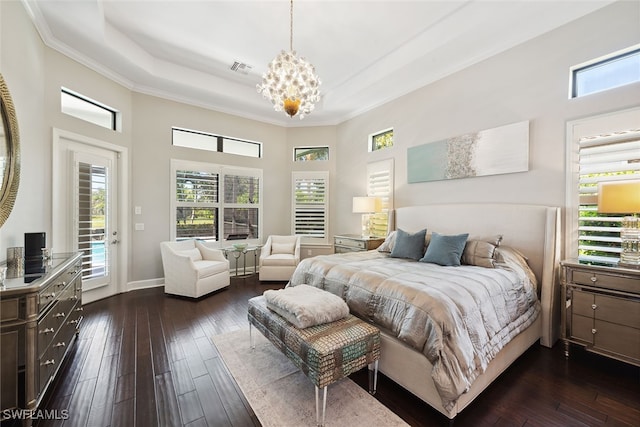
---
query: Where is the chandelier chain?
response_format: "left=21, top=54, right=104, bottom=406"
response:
left=290, top=0, right=294, bottom=52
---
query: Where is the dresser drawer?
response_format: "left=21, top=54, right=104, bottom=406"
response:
left=571, top=290, right=595, bottom=317
left=595, top=320, right=640, bottom=361
left=594, top=294, right=640, bottom=328
left=334, top=237, right=366, bottom=249
left=570, top=314, right=594, bottom=343
left=571, top=269, right=640, bottom=293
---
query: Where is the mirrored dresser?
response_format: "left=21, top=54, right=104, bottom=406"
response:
left=560, top=259, right=640, bottom=367
left=0, top=252, right=83, bottom=420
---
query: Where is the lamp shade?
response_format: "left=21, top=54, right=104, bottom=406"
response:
left=352, top=196, right=381, bottom=214
left=597, top=180, right=640, bottom=213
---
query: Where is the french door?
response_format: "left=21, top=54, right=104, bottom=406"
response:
left=53, top=129, right=125, bottom=303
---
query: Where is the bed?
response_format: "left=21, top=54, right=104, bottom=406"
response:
left=287, top=203, right=561, bottom=420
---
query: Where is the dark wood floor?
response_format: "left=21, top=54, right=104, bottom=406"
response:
left=33, top=277, right=639, bottom=427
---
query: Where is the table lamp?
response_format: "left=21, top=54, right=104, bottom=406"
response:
left=598, top=180, right=640, bottom=268
left=352, top=196, right=382, bottom=238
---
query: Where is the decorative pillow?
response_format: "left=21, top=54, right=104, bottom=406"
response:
left=494, top=246, right=537, bottom=290
left=377, top=231, right=397, bottom=253
left=389, top=229, right=427, bottom=260
left=419, top=232, right=469, bottom=266
left=461, top=240, right=497, bottom=268
left=179, top=247, right=202, bottom=262
left=271, top=242, right=295, bottom=255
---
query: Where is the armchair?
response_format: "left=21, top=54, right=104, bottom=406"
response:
left=258, top=235, right=301, bottom=282
left=160, top=239, right=230, bottom=298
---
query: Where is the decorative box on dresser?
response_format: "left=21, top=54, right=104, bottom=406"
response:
left=333, top=234, right=385, bottom=253
left=0, top=252, right=83, bottom=421
left=560, top=259, right=640, bottom=367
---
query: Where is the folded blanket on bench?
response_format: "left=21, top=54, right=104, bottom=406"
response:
left=264, top=284, right=349, bottom=329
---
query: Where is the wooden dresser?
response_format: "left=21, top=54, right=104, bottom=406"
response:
left=560, top=259, right=640, bottom=366
left=333, top=234, right=385, bottom=253
left=0, top=252, right=83, bottom=419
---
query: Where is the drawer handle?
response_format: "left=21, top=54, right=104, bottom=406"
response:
left=592, top=328, right=597, bottom=335
left=55, top=281, right=67, bottom=289
left=69, top=295, right=78, bottom=301
left=40, top=327, right=55, bottom=335
left=54, top=312, right=66, bottom=318
left=75, top=307, right=84, bottom=312
left=590, top=276, right=597, bottom=283
left=54, top=342, right=66, bottom=348
left=42, top=292, right=56, bottom=300
left=591, top=304, right=597, bottom=310
left=41, top=359, right=56, bottom=366
left=68, top=318, right=80, bottom=325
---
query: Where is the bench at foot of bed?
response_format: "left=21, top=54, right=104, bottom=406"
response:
left=248, top=295, right=381, bottom=427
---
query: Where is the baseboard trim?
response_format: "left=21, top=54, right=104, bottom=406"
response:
left=128, top=278, right=164, bottom=291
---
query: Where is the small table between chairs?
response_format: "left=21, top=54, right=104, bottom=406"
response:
left=222, top=245, right=262, bottom=277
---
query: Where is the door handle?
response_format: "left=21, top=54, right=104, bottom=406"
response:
left=111, top=239, right=119, bottom=244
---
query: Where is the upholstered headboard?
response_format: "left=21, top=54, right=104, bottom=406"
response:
left=394, top=204, right=562, bottom=347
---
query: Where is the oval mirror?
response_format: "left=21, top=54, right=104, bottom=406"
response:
left=0, top=73, right=20, bottom=227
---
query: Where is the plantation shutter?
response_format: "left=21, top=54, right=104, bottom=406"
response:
left=578, top=129, right=640, bottom=264
left=367, top=159, right=394, bottom=237
left=292, top=172, right=328, bottom=240
left=77, top=162, right=108, bottom=280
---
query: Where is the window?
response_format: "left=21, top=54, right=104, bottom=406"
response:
left=369, top=128, right=393, bottom=152
left=172, top=127, right=261, bottom=158
left=292, top=171, right=329, bottom=242
left=61, top=88, right=119, bottom=131
left=367, top=159, right=394, bottom=237
left=294, top=147, right=329, bottom=162
left=576, top=130, right=640, bottom=264
left=223, top=173, right=260, bottom=240
left=171, top=160, right=262, bottom=242
left=571, top=46, right=640, bottom=98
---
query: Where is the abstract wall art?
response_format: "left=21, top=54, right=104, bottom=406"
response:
left=407, top=120, right=529, bottom=183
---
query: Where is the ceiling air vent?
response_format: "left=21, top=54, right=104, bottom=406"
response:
left=230, top=61, right=252, bottom=75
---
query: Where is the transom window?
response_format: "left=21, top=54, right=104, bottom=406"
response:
left=571, top=46, right=640, bottom=98
left=61, top=88, right=119, bottom=131
left=294, top=147, right=329, bottom=162
left=172, top=127, right=262, bottom=158
left=369, top=128, right=394, bottom=152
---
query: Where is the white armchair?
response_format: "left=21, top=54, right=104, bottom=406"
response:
left=160, top=239, right=230, bottom=298
left=259, top=235, right=301, bottom=282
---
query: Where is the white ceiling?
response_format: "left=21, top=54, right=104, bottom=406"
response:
left=23, top=0, right=615, bottom=127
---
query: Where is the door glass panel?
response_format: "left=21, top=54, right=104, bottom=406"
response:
left=78, top=162, right=108, bottom=280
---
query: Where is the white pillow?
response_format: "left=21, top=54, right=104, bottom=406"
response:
left=179, top=247, right=202, bottom=261
left=271, top=242, right=295, bottom=254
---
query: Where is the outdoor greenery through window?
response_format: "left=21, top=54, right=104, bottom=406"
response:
left=172, top=127, right=262, bottom=158
left=173, top=160, right=262, bottom=242
left=369, top=129, right=393, bottom=152
left=577, top=129, right=640, bottom=265
left=294, top=147, right=329, bottom=161
left=571, top=46, right=640, bottom=98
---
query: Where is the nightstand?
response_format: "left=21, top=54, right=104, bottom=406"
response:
left=333, top=234, right=385, bottom=253
left=560, top=259, right=640, bottom=367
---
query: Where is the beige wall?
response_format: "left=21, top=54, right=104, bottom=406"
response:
left=1, top=1, right=639, bottom=288
left=334, top=0, right=640, bottom=235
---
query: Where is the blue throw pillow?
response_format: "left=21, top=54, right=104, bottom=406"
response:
left=419, top=232, right=469, bottom=266
left=389, top=228, right=427, bottom=260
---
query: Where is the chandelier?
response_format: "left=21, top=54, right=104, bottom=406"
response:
left=257, top=0, right=321, bottom=119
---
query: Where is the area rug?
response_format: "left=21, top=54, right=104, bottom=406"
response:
left=211, top=328, right=409, bottom=427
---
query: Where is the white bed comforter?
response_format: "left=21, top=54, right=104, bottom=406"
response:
left=288, top=250, right=541, bottom=411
